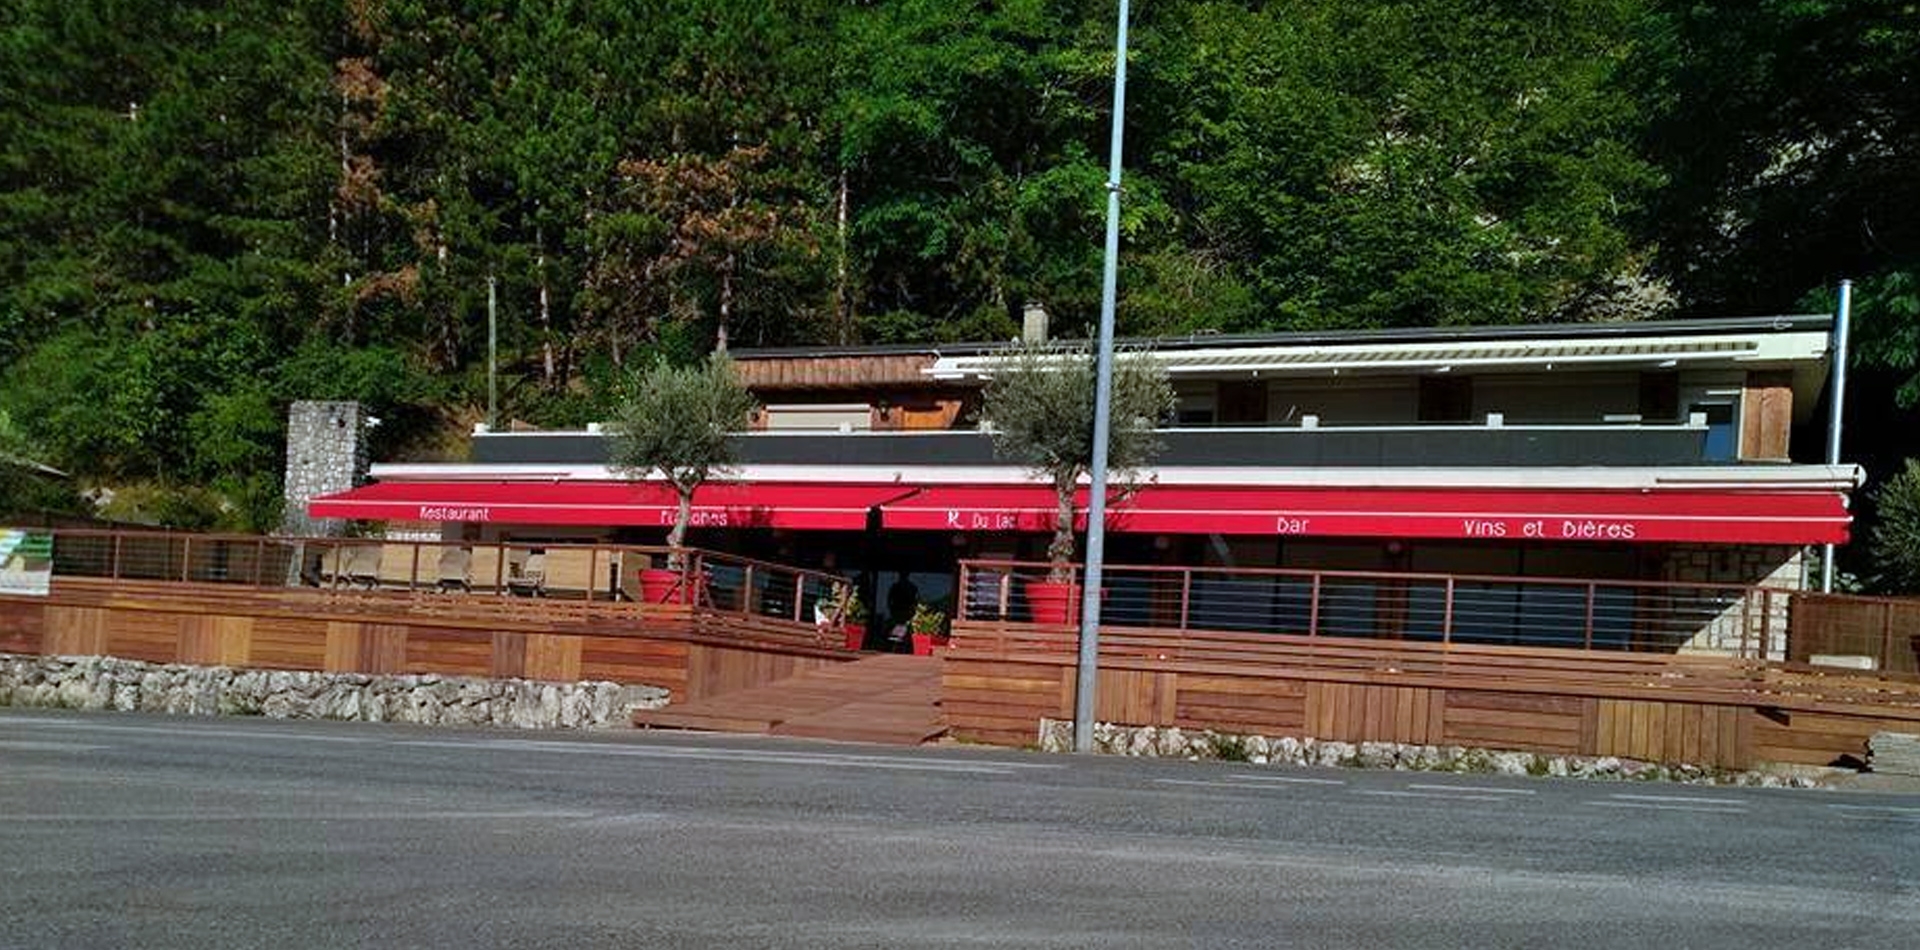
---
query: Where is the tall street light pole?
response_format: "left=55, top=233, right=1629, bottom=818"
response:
left=1073, top=0, right=1130, bottom=754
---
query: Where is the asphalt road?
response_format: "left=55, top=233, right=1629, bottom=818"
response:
left=1, top=710, right=1916, bottom=949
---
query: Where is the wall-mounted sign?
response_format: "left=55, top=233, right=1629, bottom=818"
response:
left=0, top=528, right=53, bottom=597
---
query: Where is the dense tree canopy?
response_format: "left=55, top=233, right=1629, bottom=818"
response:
left=0, top=0, right=1913, bottom=535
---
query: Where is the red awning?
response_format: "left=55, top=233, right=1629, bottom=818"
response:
left=309, top=480, right=913, bottom=531
left=880, top=484, right=1851, bottom=545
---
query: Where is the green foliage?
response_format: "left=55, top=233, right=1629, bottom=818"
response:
left=984, top=341, right=1175, bottom=572
left=608, top=354, right=757, bottom=553
left=1869, top=459, right=1920, bottom=593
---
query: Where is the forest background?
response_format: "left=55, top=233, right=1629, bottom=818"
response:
left=0, top=1, right=1914, bottom=583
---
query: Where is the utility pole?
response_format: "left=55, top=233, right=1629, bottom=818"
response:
left=1073, top=0, right=1131, bottom=754
left=487, top=275, right=499, bottom=431
left=1821, top=279, right=1852, bottom=593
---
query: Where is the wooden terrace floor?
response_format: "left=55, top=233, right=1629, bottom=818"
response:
left=632, top=653, right=948, bottom=745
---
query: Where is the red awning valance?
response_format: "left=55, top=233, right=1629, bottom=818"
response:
left=309, top=480, right=913, bottom=531
left=880, top=485, right=1850, bottom=545
left=315, top=479, right=1850, bottom=545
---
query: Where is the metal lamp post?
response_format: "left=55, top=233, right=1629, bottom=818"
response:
left=1073, top=0, right=1131, bottom=754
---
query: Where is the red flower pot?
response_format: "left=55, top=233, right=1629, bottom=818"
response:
left=910, top=632, right=935, bottom=656
left=1025, top=579, right=1081, bottom=625
left=639, top=568, right=686, bottom=604
left=843, top=623, right=867, bottom=651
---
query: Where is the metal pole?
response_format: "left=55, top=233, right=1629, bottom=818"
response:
left=1821, top=279, right=1852, bottom=593
left=1073, top=0, right=1130, bottom=754
left=487, top=275, right=499, bottom=430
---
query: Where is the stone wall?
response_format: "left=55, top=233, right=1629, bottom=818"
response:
left=280, top=400, right=370, bottom=537
left=1660, top=545, right=1803, bottom=657
left=1037, top=719, right=1819, bottom=787
left=0, top=654, right=668, bottom=729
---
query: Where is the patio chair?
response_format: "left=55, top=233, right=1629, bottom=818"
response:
left=344, top=545, right=383, bottom=589
left=435, top=547, right=473, bottom=593
left=507, top=552, right=546, bottom=597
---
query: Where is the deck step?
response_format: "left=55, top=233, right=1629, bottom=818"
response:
left=632, top=653, right=946, bottom=745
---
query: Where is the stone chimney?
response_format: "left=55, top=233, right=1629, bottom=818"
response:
left=1022, top=301, right=1049, bottom=344
left=280, top=401, right=370, bottom=537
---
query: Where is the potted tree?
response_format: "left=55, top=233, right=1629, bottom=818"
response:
left=609, top=354, right=757, bottom=603
left=908, top=603, right=948, bottom=656
left=839, top=588, right=870, bottom=651
left=982, top=340, right=1173, bottom=624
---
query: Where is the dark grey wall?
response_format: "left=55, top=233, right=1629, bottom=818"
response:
left=472, top=427, right=1713, bottom=469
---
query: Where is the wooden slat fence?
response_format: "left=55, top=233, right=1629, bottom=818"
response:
left=945, top=559, right=1920, bottom=768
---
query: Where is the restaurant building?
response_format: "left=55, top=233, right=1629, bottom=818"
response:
left=310, top=313, right=1857, bottom=643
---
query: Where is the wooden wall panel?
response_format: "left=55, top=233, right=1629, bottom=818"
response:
left=1440, top=689, right=1584, bottom=754
left=685, top=643, right=831, bottom=701
left=247, top=617, right=328, bottom=670
left=1749, top=709, right=1890, bottom=768
left=523, top=634, right=583, bottom=683
left=1740, top=370, right=1794, bottom=461
left=579, top=636, right=689, bottom=699
left=1175, top=674, right=1307, bottom=735
left=44, top=606, right=107, bottom=656
left=1592, top=700, right=1746, bottom=768
left=178, top=614, right=250, bottom=666
left=1093, top=669, right=1176, bottom=726
left=403, top=627, right=492, bottom=677
left=103, top=610, right=180, bottom=664
left=325, top=622, right=408, bottom=674
left=0, top=600, right=45, bottom=654
left=942, top=659, right=1067, bottom=746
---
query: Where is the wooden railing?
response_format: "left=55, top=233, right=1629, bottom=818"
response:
left=40, top=529, right=856, bottom=646
left=956, top=558, right=1789, bottom=660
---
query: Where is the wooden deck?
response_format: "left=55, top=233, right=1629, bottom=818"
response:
left=633, top=654, right=948, bottom=745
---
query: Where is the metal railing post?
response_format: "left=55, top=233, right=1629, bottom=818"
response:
left=180, top=536, right=192, bottom=583
left=1308, top=573, right=1322, bottom=637
left=410, top=542, right=421, bottom=590
left=1882, top=601, right=1895, bottom=672
left=254, top=538, right=266, bottom=587
left=1179, top=568, right=1192, bottom=631
left=743, top=564, right=757, bottom=616
left=1443, top=577, right=1456, bottom=645
left=793, top=573, right=805, bottom=623
left=112, top=533, right=122, bottom=579
left=1584, top=583, right=1596, bottom=650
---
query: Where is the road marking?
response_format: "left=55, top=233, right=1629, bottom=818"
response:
left=1404, top=783, right=1534, bottom=796
left=1835, top=812, right=1920, bottom=823
left=1828, top=803, right=1920, bottom=815
left=0, top=740, right=113, bottom=753
left=1225, top=773, right=1348, bottom=786
left=0, top=810, right=597, bottom=823
left=1152, top=778, right=1337, bottom=792
left=1588, top=801, right=1747, bottom=815
left=1357, top=790, right=1513, bottom=803
left=1607, top=793, right=1749, bottom=806
left=396, top=739, right=1054, bottom=775
left=1, top=719, right=378, bottom=744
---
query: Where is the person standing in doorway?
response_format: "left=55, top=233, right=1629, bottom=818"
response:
left=886, top=573, right=919, bottom=653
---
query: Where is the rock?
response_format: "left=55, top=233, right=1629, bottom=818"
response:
left=1489, top=752, right=1533, bottom=776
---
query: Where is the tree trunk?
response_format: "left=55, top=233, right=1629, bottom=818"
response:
left=668, top=482, right=694, bottom=569
left=537, top=225, right=555, bottom=388
left=1049, top=471, right=1078, bottom=583
left=835, top=167, right=851, bottom=344
left=716, top=251, right=734, bottom=352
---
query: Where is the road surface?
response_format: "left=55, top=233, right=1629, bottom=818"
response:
left=1, top=709, right=1916, bottom=948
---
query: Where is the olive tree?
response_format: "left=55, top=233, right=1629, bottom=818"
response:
left=983, top=341, right=1175, bottom=581
left=1870, top=459, right=1920, bottom=593
left=609, top=355, right=757, bottom=566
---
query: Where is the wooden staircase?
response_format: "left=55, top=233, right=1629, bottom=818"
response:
left=631, top=653, right=947, bottom=745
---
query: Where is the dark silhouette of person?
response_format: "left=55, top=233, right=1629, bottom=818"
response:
left=886, top=573, right=919, bottom=652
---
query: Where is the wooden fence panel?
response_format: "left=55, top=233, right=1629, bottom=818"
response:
left=247, top=617, right=329, bottom=671
left=0, top=600, right=45, bottom=654
left=44, top=606, right=108, bottom=657
left=104, top=610, right=180, bottom=664
left=579, top=637, right=689, bottom=700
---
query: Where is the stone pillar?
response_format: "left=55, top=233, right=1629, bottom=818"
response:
left=280, top=401, right=369, bottom=538
left=1660, top=544, right=1804, bottom=658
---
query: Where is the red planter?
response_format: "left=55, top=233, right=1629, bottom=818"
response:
left=910, top=632, right=935, bottom=656
left=843, top=623, right=867, bottom=651
left=1025, top=579, right=1081, bottom=625
left=639, top=568, right=685, bottom=604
